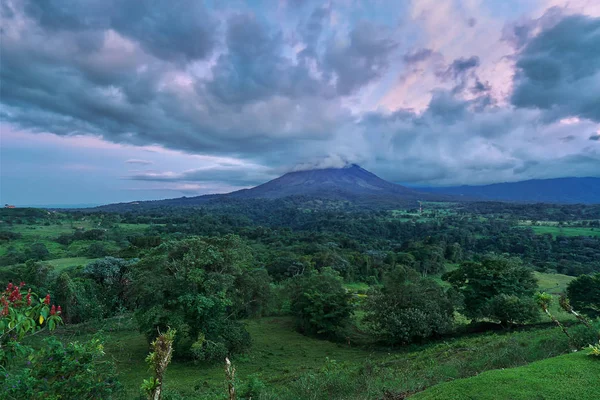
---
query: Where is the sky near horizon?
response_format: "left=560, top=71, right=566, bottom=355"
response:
left=1, top=0, right=600, bottom=205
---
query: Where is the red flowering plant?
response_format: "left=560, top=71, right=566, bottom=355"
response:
left=0, top=282, right=62, bottom=366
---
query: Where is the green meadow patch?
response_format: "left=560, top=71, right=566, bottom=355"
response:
left=45, top=257, right=101, bottom=271
left=40, top=314, right=593, bottom=399
left=527, top=225, right=600, bottom=237
left=411, top=351, right=600, bottom=400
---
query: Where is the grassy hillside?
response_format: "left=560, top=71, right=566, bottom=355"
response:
left=530, top=225, right=600, bottom=237
left=42, top=314, right=591, bottom=399
left=517, top=224, right=600, bottom=237
left=411, top=351, right=600, bottom=400
left=535, top=271, right=575, bottom=295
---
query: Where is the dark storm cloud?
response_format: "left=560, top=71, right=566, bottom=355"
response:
left=323, top=22, right=399, bottom=95
left=0, top=3, right=347, bottom=159
left=297, top=5, right=330, bottom=58
left=440, top=56, right=480, bottom=79
left=435, top=55, right=485, bottom=98
left=1, top=0, right=599, bottom=191
left=206, top=13, right=331, bottom=105
left=501, top=6, right=565, bottom=50
left=513, top=160, right=540, bottom=174
left=471, top=79, right=490, bottom=94
left=425, top=91, right=469, bottom=123
left=21, top=0, right=218, bottom=62
left=590, top=134, right=600, bottom=141
left=403, top=48, right=433, bottom=64
left=511, top=14, right=600, bottom=122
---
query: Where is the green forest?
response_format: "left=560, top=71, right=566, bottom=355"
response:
left=1, top=201, right=600, bottom=399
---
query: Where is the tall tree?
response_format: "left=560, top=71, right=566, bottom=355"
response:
left=444, top=255, right=539, bottom=325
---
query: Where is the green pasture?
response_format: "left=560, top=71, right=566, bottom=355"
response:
left=412, top=351, right=600, bottom=400
left=43, top=314, right=593, bottom=399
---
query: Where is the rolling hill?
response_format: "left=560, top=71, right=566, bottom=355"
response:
left=418, top=177, right=600, bottom=204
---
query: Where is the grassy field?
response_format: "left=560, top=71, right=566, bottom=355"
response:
left=534, top=271, right=577, bottom=323
left=0, top=221, right=154, bottom=258
left=42, top=313, right=593, bottom=399
left=522, top=225, right=600, bottom=237
left=411, top=351, right=600, bottom=400
left=45, top=257, right=101, bottom=271
left=53, top=315, right=384, bottom=398
left=535, top=271, right=575, bottom=295
left=344, top=282, right=370, bottom=293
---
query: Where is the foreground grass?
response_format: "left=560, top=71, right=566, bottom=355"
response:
left=411, top=351, right=600, bottom=400
left=43, top=314, right=598, bottom=399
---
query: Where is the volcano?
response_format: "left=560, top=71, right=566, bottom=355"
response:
left=226, top=164, right=423, bottom=200
left=96, top=164, right=452, bottom=210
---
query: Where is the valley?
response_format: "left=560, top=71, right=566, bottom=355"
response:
left=2, top=192, right=599, bottom=399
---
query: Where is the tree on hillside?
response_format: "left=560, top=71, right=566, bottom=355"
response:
left=25, top=242, right=50, bottom=261
left=444, top=255, right=539, bottom=326
left=567, top=273, right=600, bottom=318
left=132, top=235, right=254, bottom=362
left=84, top=257, right=138, bottom=314
left=287, top=267, right=353, bottom=338
left=364, top=266, right=457, bottom=344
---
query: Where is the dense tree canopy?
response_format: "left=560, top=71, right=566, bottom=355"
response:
left=364, top=267, right=457, bottom=343
left=444, top=255, right=539, bottom=325
left=131, top=235, right=255, bottom=361
left=567, top=273, right=600, bottom=318
left=288, top=268, right=353, bottom=338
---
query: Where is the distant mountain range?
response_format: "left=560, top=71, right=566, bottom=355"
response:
left=94, top=166, right=600, bottom=211
left=418, top=177, right=600, bottom=204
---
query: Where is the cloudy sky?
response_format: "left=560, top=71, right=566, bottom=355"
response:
left=1, top=0, right=599, bottom=205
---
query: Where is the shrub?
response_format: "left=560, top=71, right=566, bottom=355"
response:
left=444, top=255, right=538, bottom=325
left=567, top=273, right=600, bottom=319
left=1, top=336, right=122, bottom=399
left=287, top=268, right=353, bottom=338
left=132, top=236, right=253, bottom=362
left=364, top=267, right=456, bottom=344
left=588, top=341, right=600, bottom=357
left=0, top=282, right=62, bottom=365
left=25, top=242, right=50, bottom=261
left=488, top=294, right=539, bottom=326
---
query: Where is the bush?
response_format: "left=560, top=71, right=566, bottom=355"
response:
left=364, top=267, right=456, bottom=344
left=570, top=322, right=600, bottom=349
left=132, top=236, right=253, bottom=362
left=287, top=268, right=353, bottom=338
left=444, top=255, right=539, bottom=325
left=488, top=294, right=539, bottom=326
left=1, top=336, right=122, bottom=400
left=83, top=257, right=137, bottom=315
left=567, top=273, right=600, bottom=319
left=51, top=272, right=106, bottom=323
left=86, top=242, right=108, bottom=257
left=25, top=243, right=50, bottom=261
left=239, top=374, right=267, bottom=400
left=1, top=282, right=62, bottom=365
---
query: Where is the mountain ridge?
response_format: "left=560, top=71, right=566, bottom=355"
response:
left=95, top=164, right=450, bottom=211
left=93, top=167, right=600, bottom=211
left=417, top=177, right=600, bottom=204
